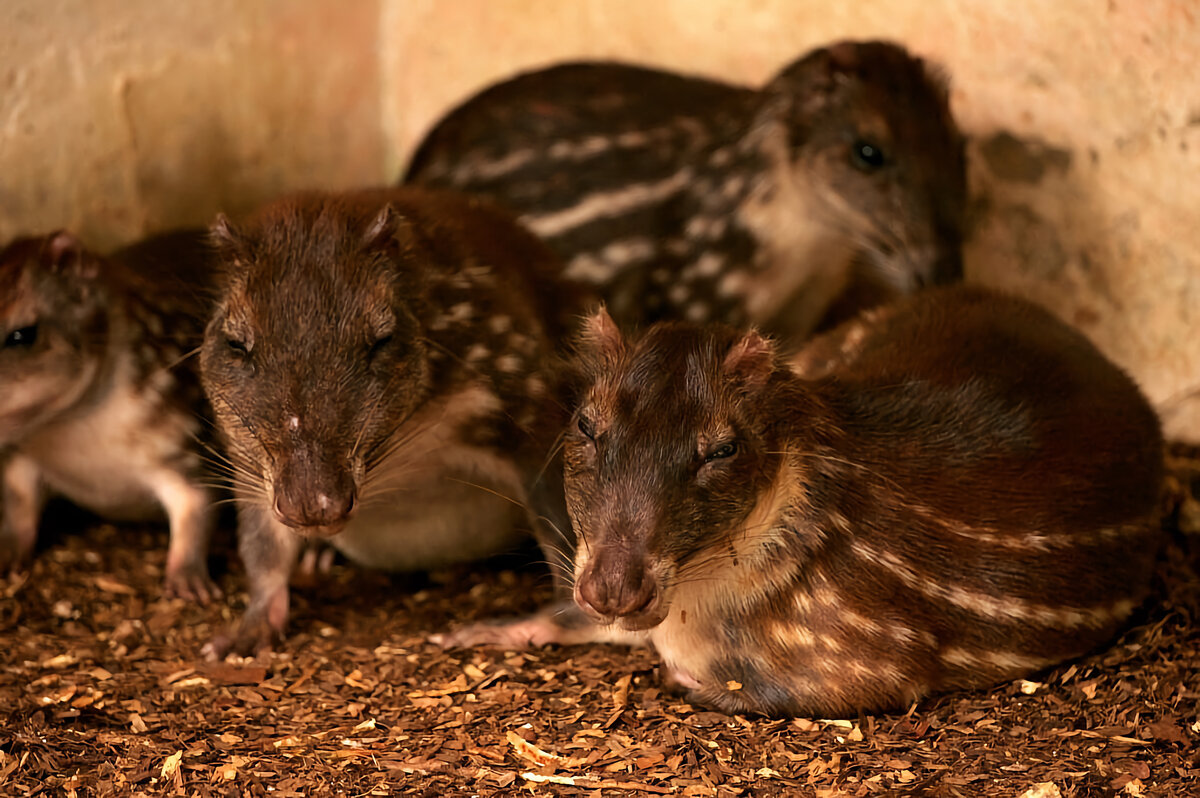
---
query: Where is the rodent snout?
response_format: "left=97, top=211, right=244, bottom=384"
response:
left=272, top=456, right=358, bottom=535
left=575, top=551, right=663, bottom=629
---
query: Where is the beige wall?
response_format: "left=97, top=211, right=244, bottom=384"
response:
left=3, top=1, right=1199, bottom=441
left=0, top=0, right=385, bottom=249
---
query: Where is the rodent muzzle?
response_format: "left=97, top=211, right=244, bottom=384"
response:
left=574, top=548, right=665, bottom=630
left=271, top=453, right=357, bottom=535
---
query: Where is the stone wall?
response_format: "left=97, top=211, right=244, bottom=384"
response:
left=3, top=0, right=1198, bottom=440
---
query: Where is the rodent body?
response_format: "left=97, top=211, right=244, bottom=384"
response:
left=199, top=186, right=581, bottom=657
left=407, top=40, right=966, bottom=342
left=0, top=230, right=219, bottom=601
left=545, top=286, right=1164, bottom=717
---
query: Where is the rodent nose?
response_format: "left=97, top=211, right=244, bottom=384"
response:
left=274, top=487, right=356, bottom=531
left=272, top=456, right=357, bottom=531
left=576, top=554, right=659, bottom=621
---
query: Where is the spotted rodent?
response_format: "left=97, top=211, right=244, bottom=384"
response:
left=0, top=229, right=220, bottom=601
left=458, top=286, right=1164, bottom=717
left=406, top=40, right=966, bottom=341
left=199, top=186, right=582, bottom=658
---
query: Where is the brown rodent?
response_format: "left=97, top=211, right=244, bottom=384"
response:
left=0, top=229, right=220, bottom=601
left=448, top=286, right=1165, bottom=717
left=406, top=40, right=966, bottom=342
left=198, top=186, right=583, bottom=658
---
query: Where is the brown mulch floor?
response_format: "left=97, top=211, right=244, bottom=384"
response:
left=1, top=447, right=1198, bottom=797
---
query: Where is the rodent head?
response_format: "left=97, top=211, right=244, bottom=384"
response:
left=563, top=309, right=790, bottom=630
left=199, top=198, right=430, bottom=536
left=0, top=232, right=106, bottom=444
left=758, top=39, right=967, bottom=293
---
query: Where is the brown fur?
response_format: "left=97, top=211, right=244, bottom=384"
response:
left=198, top=186, right=584, bottom=658
left=0, top=230, right=219, bottom=601
left=407, top=40, right=966, bottom=342
left=550, top=285, right=1164, bottom=717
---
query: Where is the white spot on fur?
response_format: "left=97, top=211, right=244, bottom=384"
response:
left=717, top=269, right=748, bottom=299
left=525, top=168, right=694, bottom=239
left=525, top=375, right=546, bottom=398
left=667, top=283, right=690, bottom=305
left=494, top=354, right=523, bottom=374
left=685, top=301, right=710, bottom=322
left=940, top=646, right=1048, bottom=673
left=850, top=538, right=1131, bottom=629
left=694, top=252, right=726, bottom=278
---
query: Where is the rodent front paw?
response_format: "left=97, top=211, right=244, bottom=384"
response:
left=432, top=615, right=562, bottom=650
left=0, top=534, right=33, bottom=578
left=163, top=561, right=222, bottom=605
left=202, top=615, right=282, bottom=661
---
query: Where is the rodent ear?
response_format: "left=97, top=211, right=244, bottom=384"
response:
left=824, top=41, right=862, bottom=72
left=723, top=329, right=776, bottom=390
left=577, top=306, right=626, bottom=366
left=764, top=47, right=843, bottom=149
left=362, top=204, right=412, bottom=252
left=210, top=213, right=251, bottom=259
left=220, top=289, right=256, bottom=353
left=43, top=231, right=99, bottom=280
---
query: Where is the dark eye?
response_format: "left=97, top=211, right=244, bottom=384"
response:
left=851, top=140, right=886, bottom=171
left=368, top=334, right=394, bottom=363
left=225, top=336, right=250, bottom=357
left=4, top=325, right=38, bottom=348
left=577, top=415, right=596, bottom=441
left=705, top=442, right=738, bottom=463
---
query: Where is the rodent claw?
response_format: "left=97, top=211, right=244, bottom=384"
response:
left=163, top=566, right=222, bottom=605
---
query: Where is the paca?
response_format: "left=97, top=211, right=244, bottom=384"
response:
left=446, top=286, right=1165, bottom=717
left=0, top=229, right=219, bottom=601
left=198, top=187, right=584, bottom=658
left=407, top=40, right=966, bottom=343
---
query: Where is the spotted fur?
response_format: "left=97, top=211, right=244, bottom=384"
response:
left=198, top=187, right=585, bottom=658
left=407, top=40, right=966, bottom=343
left=0, top=229, right=220, bottom=601
left=548, top=286, right=1163, bottom=717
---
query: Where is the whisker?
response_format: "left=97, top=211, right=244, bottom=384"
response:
left=533, top=515, right=573, bottom=547
left=164, top=344, right=204, bottom=373
left=442, top=477, right=529, bottom=511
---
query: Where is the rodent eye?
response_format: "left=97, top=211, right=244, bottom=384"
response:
left=577, top=415, right=596, bottom=441
left=850, top=140, right=887, bottom=171
left=3, top=325, right=38, bottom=348
left=367, top=334, right=394, bottom=363
left=705, top=441, right=738, bottom=463
left=225, top=336, right=250, bottom=357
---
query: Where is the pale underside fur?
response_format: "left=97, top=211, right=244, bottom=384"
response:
left=246, top=382, right=530, bottom=572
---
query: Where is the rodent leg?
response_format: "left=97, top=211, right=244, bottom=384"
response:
left=431, top=599, right=648, bottom=650
left=0, top=452, right=44, bottom=574
left=154, top=473, right=219, bottom=604
left=203, top=505, right=298, bottom=660
left=292, top=539, right=337, bottom=587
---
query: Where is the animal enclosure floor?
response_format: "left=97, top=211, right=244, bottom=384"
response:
left=1, top=448, right=1198, bottom=797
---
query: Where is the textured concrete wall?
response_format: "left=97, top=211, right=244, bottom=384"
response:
left=2, top=1, right=1198, bottom=440
left=0, top=0, right=385, bottom=250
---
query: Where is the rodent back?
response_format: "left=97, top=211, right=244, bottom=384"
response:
left=813, top=286, right=1164, bottom=531
left=406, top=61, right=753, bottom=190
